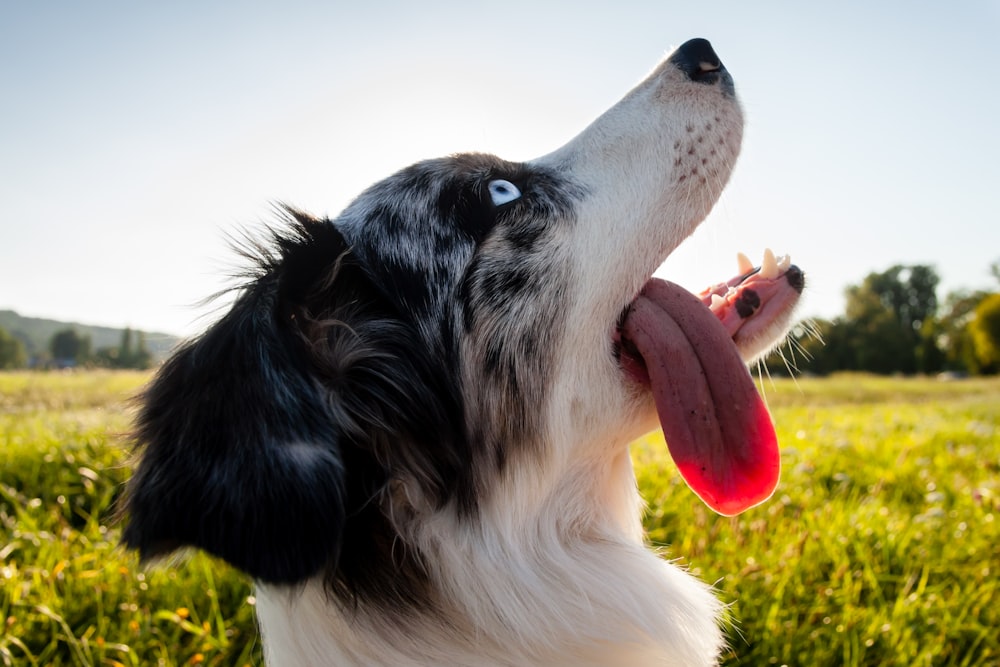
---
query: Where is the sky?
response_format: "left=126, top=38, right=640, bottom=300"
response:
left=2, top=1, right=999, bottom=338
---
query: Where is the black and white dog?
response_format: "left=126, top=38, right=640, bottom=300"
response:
left=123, top=39, right=803, bottom=666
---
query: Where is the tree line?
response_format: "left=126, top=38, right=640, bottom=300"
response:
left=2, top=261, right=998, bottom=375
left=0, top=326, right=153, bottom=370
left=767, top=261, right=1000, bottom=376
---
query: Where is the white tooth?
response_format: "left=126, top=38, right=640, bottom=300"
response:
left=737, top=252, right=754, bottom=275
left=777, top=254, right=792, bottom=272
left=761, top=248, right=779, bottom=280
left=711, top=294, right=726, bottom=311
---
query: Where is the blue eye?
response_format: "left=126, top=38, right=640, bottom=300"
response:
left=488, top=179, right=521, bottom=206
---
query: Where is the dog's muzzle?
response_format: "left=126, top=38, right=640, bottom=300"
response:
left=668, top=38, right=735, bottom=93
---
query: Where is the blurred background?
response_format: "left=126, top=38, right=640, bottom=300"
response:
left=1, top=1, right=998, bottom=372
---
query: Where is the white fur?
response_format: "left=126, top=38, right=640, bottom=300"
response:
left=256, top=45, right=747, bottom=666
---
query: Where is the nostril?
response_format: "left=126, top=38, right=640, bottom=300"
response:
left=670, top=38, right=725, bottom=82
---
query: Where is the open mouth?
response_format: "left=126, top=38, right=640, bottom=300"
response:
left=614, top=249, right=804, bottom=516
left=700, top=249, right=805, bottom=353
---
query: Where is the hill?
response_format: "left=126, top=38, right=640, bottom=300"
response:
left=0, top=309, right=180, bottom=363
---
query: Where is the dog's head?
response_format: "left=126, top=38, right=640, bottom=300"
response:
left=122, top=39, right=801, bottom=599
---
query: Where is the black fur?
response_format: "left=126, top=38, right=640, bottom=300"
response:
left=122, top=153, right=584, bottom=605
left=122, top=212, right=467, bottom=596
left=122, top=217, right=351, bottom=583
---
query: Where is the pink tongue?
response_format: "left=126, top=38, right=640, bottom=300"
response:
left=621, top=278, right=779, bottom=515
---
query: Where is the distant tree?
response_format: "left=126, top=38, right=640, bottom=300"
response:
left=0, top=326, right=27, bottom=369
left=811, top=318, right=855, bottom=373
left=787, top=264, right=942, bottom=375
left=93, top=346, right=121, bottom=368
left=49, top=328, right=91, bottom=366
left=970, top=294, right=1000, bottom=374
left=842, top=264, right=941, bottom=374
left=132, top=331, right=153, bottom=369
left=917, top=317, right=947, bottom=375
left=760, top=319, right=826, bottom=375
left=843, top=288, right=915, bottom=373
left=853, top=264, right=939, bottom=338
left=768, top=262, right=1000, bottom=377
left=932, top=290, right=988, bottom=373
left=92, top=327, right=153, bottom=369
left=120, top=327, right=134, bottom=367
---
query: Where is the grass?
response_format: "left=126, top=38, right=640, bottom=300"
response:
left=0, top=372, right=258, bottom=666
left=636, top=374, right=1000, bottom=666
left=1, top=371, right=998, bottom=666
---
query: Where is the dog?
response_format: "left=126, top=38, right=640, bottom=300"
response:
left=122, top=38, right=804, bottom=666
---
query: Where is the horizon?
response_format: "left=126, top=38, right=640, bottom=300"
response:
left=2, top=2, right=999, bottom=338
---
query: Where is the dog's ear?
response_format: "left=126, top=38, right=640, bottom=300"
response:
left=121, top=214, right=361, bottom=584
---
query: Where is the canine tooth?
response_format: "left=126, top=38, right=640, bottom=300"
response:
left=760, top=248, right=779, bottom=280
left=711, top=294, right=726, bottom=311
left=777, top=254, right=792, bottom=272
left=737, top=252, right=754, bottom=275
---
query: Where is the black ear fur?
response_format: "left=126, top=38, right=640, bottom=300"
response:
left=121, top=216, right=357, bottom=584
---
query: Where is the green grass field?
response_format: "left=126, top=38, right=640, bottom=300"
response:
left=1, top=371, right=998, bottom=666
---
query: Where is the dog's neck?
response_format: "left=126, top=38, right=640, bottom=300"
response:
left=255, top=446, right=723, bottom=667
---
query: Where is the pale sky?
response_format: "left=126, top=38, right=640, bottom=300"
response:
left=2, top=1, right=998, bottom=337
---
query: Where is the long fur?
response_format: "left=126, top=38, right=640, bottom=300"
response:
left=121, top=39, right=798, bottom=666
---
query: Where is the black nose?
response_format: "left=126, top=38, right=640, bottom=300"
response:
left=785, top=265, right=806, bottom=294
left=670, top=38, right=726, bottom=83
